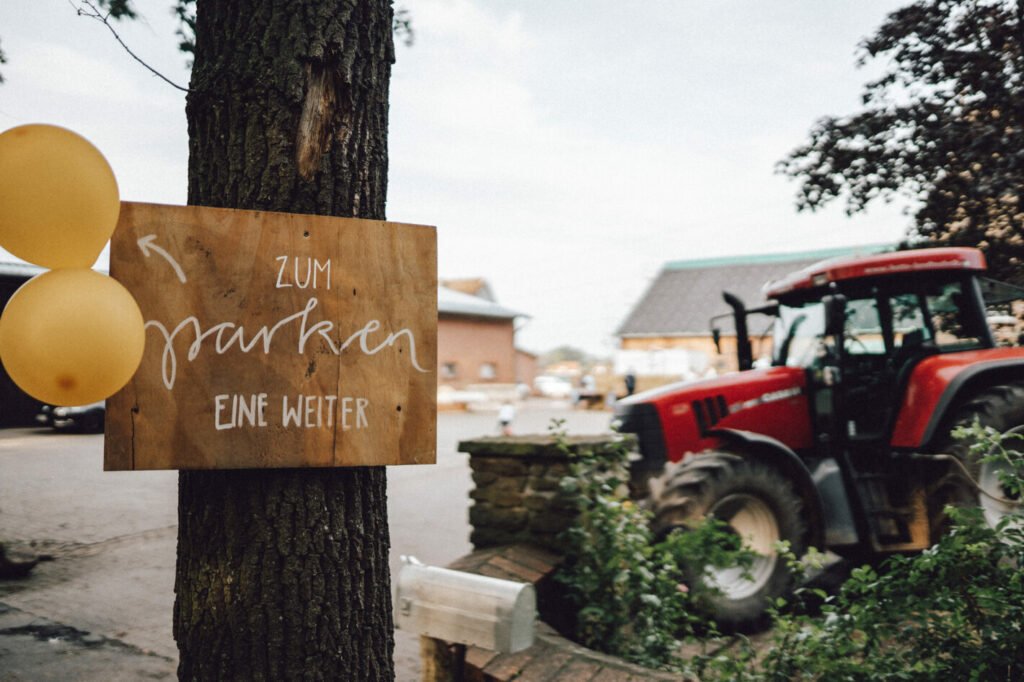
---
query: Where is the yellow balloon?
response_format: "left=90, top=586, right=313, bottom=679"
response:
left=0, top=269, right=144, bottom=406
left=0, top=124, right=120, bottom=269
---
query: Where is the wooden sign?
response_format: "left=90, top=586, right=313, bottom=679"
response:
left=104, top=202, right=437, bottom=470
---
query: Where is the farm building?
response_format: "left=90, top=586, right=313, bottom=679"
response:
left=437, top=281, right=532, bottom=392
left=614, top=245, right=892, bottom=389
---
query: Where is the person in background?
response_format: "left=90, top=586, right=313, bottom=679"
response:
left=498, top=401, right=515, bottom=436
left=624, top=370, right=637, bottom=397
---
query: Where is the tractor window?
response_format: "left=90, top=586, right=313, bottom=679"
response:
left=772, top=301, right=825, bottom=367
left=927, top=281, right=984, bottom=349
left=771, top=281, right=981, bottom=368
left=890, top=293, right=932, bottom=349
left=980, top=277, right=1024, bottom=308
left=886, top=281, right=984, bottom=352
left=843, top=298, right=884, bottom=356
left=981, top=278, right=1024, bottom=345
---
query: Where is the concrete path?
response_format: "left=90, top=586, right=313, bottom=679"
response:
left=0, top=403, right=611, bottom=680
left=0, top=430, right=178, bottom=679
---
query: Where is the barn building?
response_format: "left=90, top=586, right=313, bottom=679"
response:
left=614, top=245, right=891, bottom=391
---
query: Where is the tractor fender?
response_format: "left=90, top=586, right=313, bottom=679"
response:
left=708, top=428, right=828, bottom=550
left=890, top=351, right=1024, bottom=449
left=921, top=360, right=1024, bottom=448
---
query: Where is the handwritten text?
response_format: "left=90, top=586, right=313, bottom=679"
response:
left=147, top=296, right=428, bottom=390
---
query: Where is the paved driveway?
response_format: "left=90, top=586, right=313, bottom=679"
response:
left=0, top=402, right=611, bottom=680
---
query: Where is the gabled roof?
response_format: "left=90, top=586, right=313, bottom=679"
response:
left=438, top=285, right=525, bottom=320
left=440, top=277, right=496, bottom=302
left=616, top=244, right=892, bottom=337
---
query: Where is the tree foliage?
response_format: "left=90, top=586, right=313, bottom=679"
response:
left=94, top=0, right=194, bottom=64
left=780, top=0, right=1024, bottom=283
left=172, top=0, right=196, bottom=61
left=96, top=0, right=137, bottom=19
left=1, top=0, right=407, bottom=83
left=540, top=345, right=592, bottom=366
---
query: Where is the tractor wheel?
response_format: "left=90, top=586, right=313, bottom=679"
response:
left=931, top=382, right=1024, bottom=533
left=649, top=451, right=807, bottom=633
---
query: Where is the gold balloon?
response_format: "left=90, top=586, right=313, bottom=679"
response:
left=0, top=124, right=120, bottom=269
left=0, top=269, right=145, bottom=406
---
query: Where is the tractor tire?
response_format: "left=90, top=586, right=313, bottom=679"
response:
left=931, top=381, right=1024, bottom=533
left=649, top=451, right=807, bottom=633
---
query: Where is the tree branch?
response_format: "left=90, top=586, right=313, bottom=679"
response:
left=72, top=0, right=190, bottom=93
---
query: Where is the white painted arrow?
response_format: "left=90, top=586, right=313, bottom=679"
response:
left=137, top=234, right=187, bottom=284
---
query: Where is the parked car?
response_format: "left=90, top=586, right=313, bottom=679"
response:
left=37, top=401, right=105, bottom=433
left=34, top=405, right=52, bottom=428
left=533, top=375, right=574, bottom=399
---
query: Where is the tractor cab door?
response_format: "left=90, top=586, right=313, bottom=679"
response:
left=771, top=292, right=901, bottom=445
left=835, top=294, right=893, bottom=443
left=777, top=290, right=897, bottom=445
left=837, top=278, right=989, bottom=442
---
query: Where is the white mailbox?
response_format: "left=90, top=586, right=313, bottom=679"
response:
left=395, top=556, right=536, bottom=654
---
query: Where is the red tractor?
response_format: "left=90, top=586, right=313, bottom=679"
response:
left=614, top=246, right=1024, bottom=631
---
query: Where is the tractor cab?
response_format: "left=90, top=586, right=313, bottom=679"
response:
left=767, top=251, right=994, bottom=451
left=757, top=247, right=1024, bottom=554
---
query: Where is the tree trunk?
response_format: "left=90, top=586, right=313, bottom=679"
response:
left=174, top=1, right=396, bottom=679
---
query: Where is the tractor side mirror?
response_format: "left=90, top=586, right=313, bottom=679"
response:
left=712, top=327, right=722, bottom=354
left=822, top=294, right=847, bottom=337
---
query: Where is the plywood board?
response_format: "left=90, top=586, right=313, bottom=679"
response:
left=104, top=202, right=436, bottom=470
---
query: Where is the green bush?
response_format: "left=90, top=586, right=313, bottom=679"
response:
left=556, top=419, right=1024, bottom=679
left=553, top=425, right=747, bottom=671
left=700, top=421, right=1024, bottom=681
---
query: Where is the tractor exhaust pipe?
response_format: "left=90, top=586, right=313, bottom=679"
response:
left=723, top=291, right=753, bottom=371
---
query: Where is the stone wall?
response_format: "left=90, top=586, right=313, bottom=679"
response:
left=459, top=435, right=632, bottom=552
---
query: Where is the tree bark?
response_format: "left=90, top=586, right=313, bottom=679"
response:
left=174, top=1, right=396, bottom=679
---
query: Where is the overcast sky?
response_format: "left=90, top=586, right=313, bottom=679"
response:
left=1, top=0, right=911, bottom=356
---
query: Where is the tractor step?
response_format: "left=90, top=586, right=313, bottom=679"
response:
left=864, top=488, right=930, bottom=552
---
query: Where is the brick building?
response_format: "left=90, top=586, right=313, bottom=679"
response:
left=438, top=282, right=532, bottom=390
